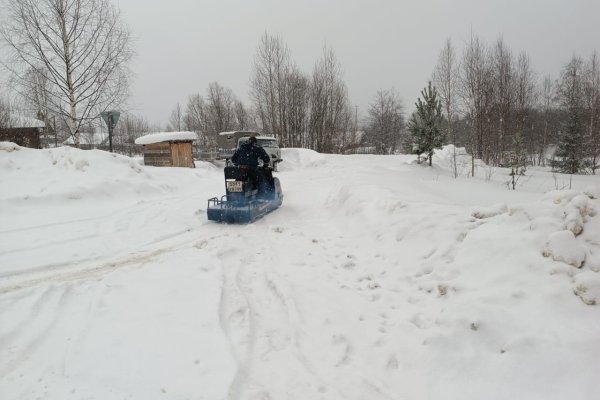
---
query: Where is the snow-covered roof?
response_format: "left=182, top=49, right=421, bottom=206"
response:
left=135, top=131, right=198, bottom=145
left=63, top=131, right=109, bottom=145
left=218, top=131, right=262, bottom=136
left=7, top=114, right=45, bottom=128
left=239, top=136, right=278, bottom=141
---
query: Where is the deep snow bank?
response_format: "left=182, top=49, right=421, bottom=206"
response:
left=0, top=142, right=195, bottom=203
left=0, top=143, right=222, bottom=290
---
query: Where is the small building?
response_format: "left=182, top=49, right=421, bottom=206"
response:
left=63, top=131, right=109, bottom=149
left=135, top=131, right=197, bottom=168
left=0, top=115, right=45, bottom=148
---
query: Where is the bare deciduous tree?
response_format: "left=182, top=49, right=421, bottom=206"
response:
left=537, top=76, right=557, bottom=165
left=584, top=51, right=600, bottom=173
left=365, top=88, right=404, bottom=154
left=460, top=34, right=493, bottom=175
left=490, top=37, right=514, bottom=165
left=284, top=66, right=310, bottom=148
left=1, top=0, right=133, bottom=146
left=180, top=84, right=241, bottom=151
left=234, top=100, right=251, bottom=131
left=184, top=94, right=205, bottom=133
left=168, top=102, right=183, bottom=132
left=250, top=32, right=290, bottom=143
left=433, top=37, right=459, bottom=176
left=0, top=94, right=12, bottom=129
left=514, top=52, right=537, bottom=163
left=308, top=45, right=349, bottom=153
left=115, top=113, right=151, bottom=156
left=204, top=82, right=237, bottom=137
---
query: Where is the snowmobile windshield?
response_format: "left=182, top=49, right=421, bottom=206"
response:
left=257, top=139, right=277, bottom=147
left=239, top=138, right=278, bottom=148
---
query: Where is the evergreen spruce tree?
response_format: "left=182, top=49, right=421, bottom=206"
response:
left=407, top=82, right=446, bottom=166
left=551, top=56, right=590, bottom=174
left=551, top=107, right=588, bottom=174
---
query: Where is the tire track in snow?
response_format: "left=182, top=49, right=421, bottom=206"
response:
left=0, top=227, right=208, bottom=294
left=0, top=286, right=73, bottom=378
left=0, top=191, right=203, bottom=282
left=0, top=247, right=174, bottom=294
left=216, top=240, right=257, bottom=400
left=215, top=222, right=339, bottom=399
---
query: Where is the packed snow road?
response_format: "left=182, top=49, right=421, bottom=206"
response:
left=1, top=143, right=599, bottom=400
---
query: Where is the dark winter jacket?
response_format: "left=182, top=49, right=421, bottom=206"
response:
left=231, top=141, right=270, bottom=167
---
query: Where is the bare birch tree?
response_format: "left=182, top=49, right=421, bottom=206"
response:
left=1, top=0, right=133, bottom=146
left=537, top=76, right=557, bottom=165
left=460, top=34, right=493, bottom=175
left=514, top=52, right=537, bottom=163
left=433, top=38, right=459, bottom=176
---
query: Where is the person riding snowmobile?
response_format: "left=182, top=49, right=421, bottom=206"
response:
left=230, top=136, right=271, bottom=194
left=231, top=136, right=270, bottom=167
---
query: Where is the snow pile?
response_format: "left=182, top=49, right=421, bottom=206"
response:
left=1, top=144, right=600, bottom=400
left=0, top=141, right=22, bottom=152
left=0, top=143, right=221, bottom=297
left=528, top=190, right=600, bottom=304
left=543, top=230, right=587, bottom=267
left=431, top=144, right=486, bottom=176
left=0, top=143, right=191, bottom=203
left=536, top=190, right=598, bottom=268
left=279, top=147, right=328, bottom=170
left=574, top=271, right=600, bottom=305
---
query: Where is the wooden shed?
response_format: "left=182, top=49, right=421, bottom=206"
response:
left=135, top=131, right=197, bottom=168
left=0, top=115, right=45, bottom=148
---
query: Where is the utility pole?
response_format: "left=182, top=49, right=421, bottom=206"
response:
left=108, top=113, right=113, bottom=152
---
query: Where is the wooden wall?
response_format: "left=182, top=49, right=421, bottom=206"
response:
left=170, top=142, right=194, bottom=168
left=0, top=128, right=41, bottom=148
left=143, top=142, right=172, bottom=167
left=143, top=141, right=194, bottom=168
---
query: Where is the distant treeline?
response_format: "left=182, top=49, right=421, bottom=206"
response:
left=1, top=29, right=598, bottom=174
left=161, top=32, right=598, bottom=174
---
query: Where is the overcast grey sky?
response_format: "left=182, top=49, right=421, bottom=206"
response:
left=115, top=0, right=600, bottom=126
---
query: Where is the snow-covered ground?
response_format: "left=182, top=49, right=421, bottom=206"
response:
left=1, top=142, right=599, bottom=400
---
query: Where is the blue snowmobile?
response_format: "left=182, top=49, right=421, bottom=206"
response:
left=207, top=163, right=283, bottom=223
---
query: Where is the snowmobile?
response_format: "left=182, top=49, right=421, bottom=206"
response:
left=207, top=162, right=283, bottom=223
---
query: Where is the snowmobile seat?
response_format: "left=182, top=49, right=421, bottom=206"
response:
left=224, top=165, right=249, bottom=181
